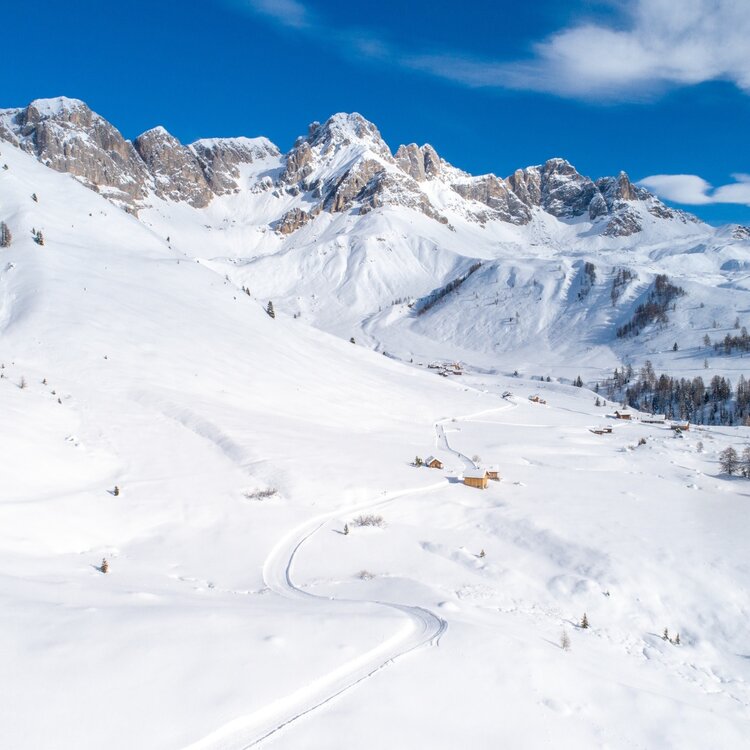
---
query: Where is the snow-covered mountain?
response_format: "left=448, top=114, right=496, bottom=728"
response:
left=2, top=96, right=748, bottom=381
left=2, top=99, right=750, bottom=749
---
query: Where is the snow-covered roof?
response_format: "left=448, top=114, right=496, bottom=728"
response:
left=464, top=468, right=488, bottom=479
left=425, top=455, right=440, bottom=464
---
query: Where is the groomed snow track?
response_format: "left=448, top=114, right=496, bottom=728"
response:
left=185, top=406, right=509, bottom=750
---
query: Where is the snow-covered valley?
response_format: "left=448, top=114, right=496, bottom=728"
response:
left=1, top=100, right=750, bottom=748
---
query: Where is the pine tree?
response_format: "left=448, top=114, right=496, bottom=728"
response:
left=33, top=230, right=44, bottom=246
left=0, top=221, right=11, bottom=248
left=742, top=446, right=750, bottom=478
left=31, top=192, right=38, bottom=202
left=672, top=341, right=679, bottom=351
left=113, top=485, right=120, bottom=497
left=479, top=549, right=486, bottom=558
left=100, top=558, right=109, bottom=574
left=350, top=337, right=355, bottom=344
left=663, top=627, right=669, bottom=641
left=719, top=446, right=739, bottom=475
left=674, top=633, right=680, bottom=645
left=343, top=523, right=349, bottom=535
left=560, top=629, right=571, bottom=651
left=266, top=301, right=275, bottom=319
left=581, top=612, right=589, bottom=629
left=414, top=456, right=423, bottom=467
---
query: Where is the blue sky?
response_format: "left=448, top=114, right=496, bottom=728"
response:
left=4, top=0, right=750, bottom=224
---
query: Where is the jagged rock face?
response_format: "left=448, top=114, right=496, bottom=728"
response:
left=732, top=225, right=750, bottom=240
left=275, top=205, right=320, bottom=234
left=307, top=113, right=392, bottom=162
left=280, top=140, right=314, bottom=186
left=0, top=97, right=151, bottom=203
left=451, top=175, right=531, bottom=225
left=358, top=171, right=448, bottom=224
left=324, top=158, right=387, bottom=213
left=507, top=168, right=542, bottom=207
left=395, top=143, right=442, bottom=181
left=538, top=159, right=598, bottom=218
left=508, top=159, right=604, bottom=218
left=134, top=127, right=213, bottom=208
left=0, top=98, right=701, bottom=238
left=191, top=137, right=280, bottom=195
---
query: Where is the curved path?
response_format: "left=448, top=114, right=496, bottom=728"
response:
left=186, top=404, right=511, bottom=750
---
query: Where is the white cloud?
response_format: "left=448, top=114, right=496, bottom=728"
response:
left=639, top=173, right=750, bottom=206
left=246, top=0, right=311, bottom=30
left=235, top=0, right=750, bottom=101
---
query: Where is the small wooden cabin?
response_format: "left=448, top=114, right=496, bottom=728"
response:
left=529, top=394, right=547, bottom=405
left=590, top=426, right=614, bottom=435
left=614, top=410, right=632, bottom=420
left=486, top=468, right=501, bottom=481
left=425, top=455, right=443, bottom=469
left=464, top=468, right=489, bottom=489
left=671, top=421, right=690, bottom=432
left=642, top=414, right=666, bottom=424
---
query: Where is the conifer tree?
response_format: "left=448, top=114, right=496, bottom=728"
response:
left=266, top=301, right=275, bottom=319
left=100, top=558, right=109, bottom=574
left=0, top=221, right=11, bottom=247
left=560, top=629, right=571, bottom=651
left=581, top=612, right=589, bottom=629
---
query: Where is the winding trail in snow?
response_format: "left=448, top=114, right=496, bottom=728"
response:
left=185, top=403, right=512, bottom=750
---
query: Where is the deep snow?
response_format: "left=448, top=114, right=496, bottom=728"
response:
left=1, top=138, right=750, bottom=749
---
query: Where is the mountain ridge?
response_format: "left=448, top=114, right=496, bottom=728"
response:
left=0, top=96, right=696, bottom=237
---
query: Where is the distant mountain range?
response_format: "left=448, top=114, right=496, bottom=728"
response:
left=2, top=96, right=749, bottom=380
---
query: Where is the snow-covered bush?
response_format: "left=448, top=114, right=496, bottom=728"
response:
left=352, top=514, right=385, bottom=528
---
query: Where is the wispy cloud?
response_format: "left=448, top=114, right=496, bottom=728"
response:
left=639, top=174, right=750, bottom=207
left=248, top=0, right=311, bottom=30
left=234, top=0, right=750, bottom=101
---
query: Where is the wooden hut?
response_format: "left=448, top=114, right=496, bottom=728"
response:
left=670, top=421, right=690, bottom=432
left=486, top=468, right=501, bottom=481
left=642, top=414, right=666, bottom=424
left=529, top=394, right=547, bottom=405
left=463, top=468, right=489, bottom=489
left=425, top=455, right=443, bottom=469
left=614, top=410, right=632, bottom=420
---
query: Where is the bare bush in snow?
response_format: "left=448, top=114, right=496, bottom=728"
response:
left=352, top=514, right=385, bottom=528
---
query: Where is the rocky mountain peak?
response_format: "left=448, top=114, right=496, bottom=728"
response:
left=134, top=127, right=212, bottom=208
left=0, top=96, right=151, bottom=205
left=395, top=143, right=444, bottom=181
left=306, top=112, right=392, bottom=161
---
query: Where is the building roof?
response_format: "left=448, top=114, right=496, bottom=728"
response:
left=464, top=468, right=488, bottom=479
left=425, top=455, right=440, bottom=464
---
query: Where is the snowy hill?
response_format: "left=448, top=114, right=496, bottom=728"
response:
left=2, top=101, right=750, bottom=749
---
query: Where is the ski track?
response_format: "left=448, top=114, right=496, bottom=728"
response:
left=184, top=403, right=511, bottom=750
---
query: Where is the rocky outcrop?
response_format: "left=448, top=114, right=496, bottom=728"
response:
left=451, top=175, right=531, bottom=225
left=395, top=143, right=442, bottom=181
left=0, top=97, right=151, bottom=205
left=191, top=137, right=279, bottom=194
left=275, top=205, right=321, bottom=234
left=508, top=159, right=599, bottom=219
left=134, top=127, right=213, bottom=207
